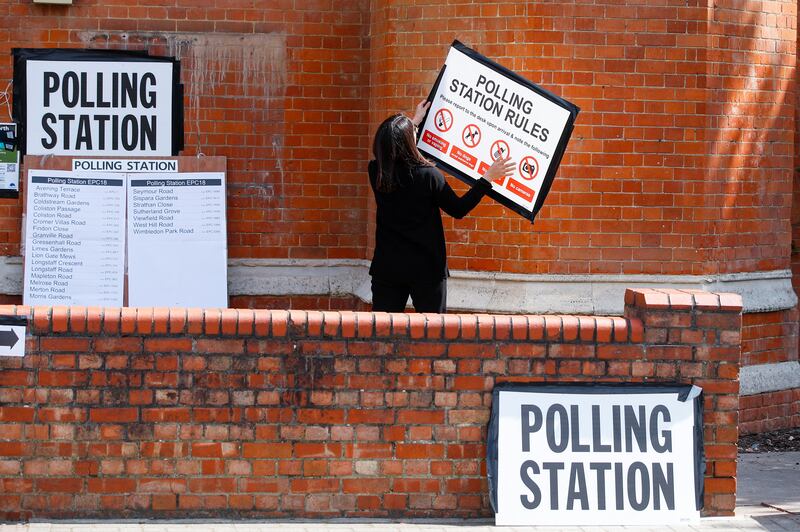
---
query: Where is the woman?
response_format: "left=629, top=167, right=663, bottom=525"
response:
left=368, top=101, right=515, bottom=313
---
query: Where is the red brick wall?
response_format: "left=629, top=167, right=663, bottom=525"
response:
left=228, top=295, right=369, bottom=312
left=0, top=288, right=741, bottom=520
left=0, top=1, right=794, bottom=274
left=742, top=309, right=799, bottom=366
left=738, top=309, right=799, bottom=434
left=367, top=1, right=795, bottom=277
left=785, top=0, right=800, bottom=436
left=740, top=388, right=800, bottom=434
left=0, top=0, right=794, bottom=438
left=0, top=0, right=371, bottom=261
left=794, top=0, right=800, bottom=307
left=706, top=1, right=795, bottom=275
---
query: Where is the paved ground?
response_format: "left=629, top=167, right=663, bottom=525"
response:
left=2, top=452, right=799, bottom=532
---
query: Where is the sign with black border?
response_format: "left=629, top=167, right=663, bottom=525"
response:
left=0, top=315, right=27, bottom=357
left=416, top=41, right=579, bottom=222
left=12, top=48, right=184, bottom=158
left=487, top=382, right=704, bottom=526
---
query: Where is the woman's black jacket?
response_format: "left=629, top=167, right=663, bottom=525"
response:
left=368, top=160, right=491, bottom=285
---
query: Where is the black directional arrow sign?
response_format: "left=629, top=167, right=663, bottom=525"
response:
left=0, top=328, right=18, bottom=348
left=0, top=316, right=27, bottom=357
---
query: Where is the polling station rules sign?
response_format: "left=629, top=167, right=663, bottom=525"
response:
left=488, top=383, right=703, bottom=526
left=417, top=41, right=578, bottom=221
left=13, top=48, right=184, bottom=156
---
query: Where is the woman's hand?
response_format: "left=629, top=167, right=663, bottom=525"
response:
left=481, top=156, right=515, bottom=183
left=411, top=100, right=431, bottom=126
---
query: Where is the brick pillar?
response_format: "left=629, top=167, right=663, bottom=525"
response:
left=625, top=288, right=742, bottom=515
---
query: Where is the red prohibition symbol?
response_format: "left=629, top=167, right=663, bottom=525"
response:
left=462, top=124, right=481, bottom=148
left=490, top=140, right=510, bottom=161
left=434, top=109, right=453, bottom=132
left=519, top=156, right=540, bottom=181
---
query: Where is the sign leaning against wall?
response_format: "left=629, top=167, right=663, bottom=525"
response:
left=487, top=382, right=704, bottom=526
left=12, top=48, right=184, bottom=157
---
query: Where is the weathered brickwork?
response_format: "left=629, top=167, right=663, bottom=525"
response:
left=738, top=309, right=800, bottom=434
left=740, top=388, right=800, bottom=434
left=0, top=0, right=794, bottom=273
left=742, top=310, right=799, bottom=367
left=0, top=1, right=794, bottom=436
left=0, top=289, right=741, bottom=519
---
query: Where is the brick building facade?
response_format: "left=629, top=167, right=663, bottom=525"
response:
left=0, top=0, right=798, bottom=431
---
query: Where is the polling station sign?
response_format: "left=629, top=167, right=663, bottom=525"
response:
left=487, top=383, right=703, bottom=526
left=417, top=41, right=579, bottom=221
left=12, top=48, right=184, bottom=157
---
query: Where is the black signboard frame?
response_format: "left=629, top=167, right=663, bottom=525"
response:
left=11, top=48, right=184, bottom=158
left=486, top=381, right=705, bottom=514
left=417, top=40, right=579, bottom=222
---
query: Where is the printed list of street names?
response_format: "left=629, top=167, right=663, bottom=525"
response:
left=127, top=173, right=227, bottom=307
left=24, top=170, right=125, bottom=306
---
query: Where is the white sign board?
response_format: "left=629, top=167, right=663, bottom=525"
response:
left=73, top=158, right=178, bottom=173
left=23, top=60, right=175, bottom=156
left=127, top=173, right=227, bottom=307
left=24, top=169, right=126, bottom=306
left=490, top=385, right=702, bottom=526
left=417, top=41, right=578, bottom=221
left=0, top=317, right=26, bottom=357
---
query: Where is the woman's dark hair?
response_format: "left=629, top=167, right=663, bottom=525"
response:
left=372, top=114, right=433, bottom=192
